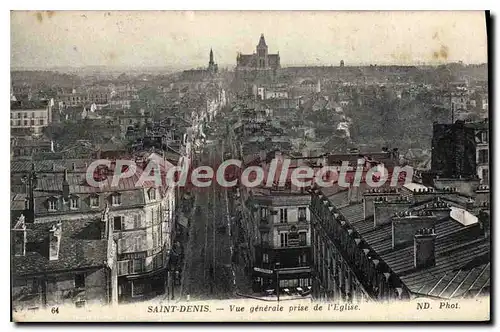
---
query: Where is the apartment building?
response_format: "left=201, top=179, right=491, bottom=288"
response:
left=11, top=99, right=53, bottom=137
left=250, top=186, right=312, bottom=292
left=13, top=156, right=176, bottom=303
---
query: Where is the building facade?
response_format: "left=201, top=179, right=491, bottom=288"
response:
left=431, top=120, right=477, bottom=178
left=236, top=34, right=281, bottom=81
left=250, top=187, right=312, bottom=293
left=16, top=157, right=176, bottom=303
left=11, top=100, right=53, bottom=137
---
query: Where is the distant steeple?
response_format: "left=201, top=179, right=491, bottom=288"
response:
left=257, top=33, right=267, bottom=48
left=208, top=48, right=218, bottom=74
left=209, top=48, right=214, bottom=65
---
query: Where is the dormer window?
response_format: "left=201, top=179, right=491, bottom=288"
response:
left=111, top=193, right=122, bottom=206
left=90, top=195, right=99, bottom=208
left=48, top=198, right=58, bottom=211
left=70, top=196, right=79, bottom=210
left=148, top=188, right=157, bottom=201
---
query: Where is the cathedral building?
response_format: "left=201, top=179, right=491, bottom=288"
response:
left=235, top=34, right=281, bottom=81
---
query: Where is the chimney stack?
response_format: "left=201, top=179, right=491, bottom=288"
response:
left=392, top=210, right=437, bottom=248
left=374, top=196, right=412, bottom=227
left=49, top=223, right=62, bottom=261
left=423, top=197, right=451, bottom=219
left=414, top=228, right=436, bottom=268
left=30, top=163, right=38, bottom=189
left=363, top=188, right=400, bottom=219
left=62, top=169, right=70, bottom=200
left=12, top=214, right=27, bottom=257
left=479, top=211, right=490, bottom=239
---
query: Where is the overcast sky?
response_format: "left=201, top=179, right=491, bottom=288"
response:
left=11, top=11, right=488, bottom=69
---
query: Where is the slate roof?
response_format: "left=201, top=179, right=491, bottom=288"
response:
left=11, top=159, right=95, bottom=173
left=12, top=218, right=108, bottom=276
left=329, top=191, right=491, bottom=298
left=13, top=158, right=171, bottom=216
left=11, top=100, right=49, bottom=110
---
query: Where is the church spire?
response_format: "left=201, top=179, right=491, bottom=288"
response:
left=209, top=48, right=214, bottom=65
left=257, top=33, right=267, bottom=48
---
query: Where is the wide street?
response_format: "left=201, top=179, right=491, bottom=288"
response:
left=179, top=124, right=236, bottom=301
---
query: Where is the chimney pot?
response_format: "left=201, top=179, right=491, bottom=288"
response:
left=414, top=229, right=436, bottom=268
left=49, top=223, right=62, bottom=261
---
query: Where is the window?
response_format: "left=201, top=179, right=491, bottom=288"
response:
left=298, top=207, right=307, bottom=221
left=16, top=120, right=21, bottom=126
left=131, top=280, right=146, bottom=297
left=478, top=150, right=488, bottom=164
left=280, top=232, right=288, bottom=247
left=23, top=120, right=28, bottom=126
left=152, top=229, right=158, bottom=248
left=299, top=278, right=310, bottom=287
left=90, top=195, right=99, bottom=208
left=481, top=131, right=488, bottom=143
left=260, top=207, right=268, bottom=220
left=48, top=198, right=57, bottom=211
left=299, top=232, right=307, bottom=246
left=148, top=188, right=156, bottom=200
left=280, top=279, right=298, bottom=288
left=261, top=232, right=269, bottom=245
left=111, top=193, right=121, bottom=206
left=133, top=258, right=145, bottom=273
left=133, top=214, right=143, bottom=229
left=39, top=119, right=44, bottom=126
left=113, top=216, right=123, bottom=231
left=298, top=253, right=307, bottom=266
left=70, top=197, right=79, bottom=209
left=118, top=260, right=131, bottom=276
left=482, top=169, right=489, bottom=184
left=74, top=274, right=85, bottom=289
left=279, top=209, right=288, bottom=223
left=16, top=113, right=20, bottom=119
left=134, top=236, right=141, bottom=251
left=263, top=253, right=269, bottom=263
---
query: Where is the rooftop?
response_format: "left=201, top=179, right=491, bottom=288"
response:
left=321, top=190, right=491, bottom=299
left=11, top=100, right=49, bottom=110
left=12, top=218, right=108, bottom=276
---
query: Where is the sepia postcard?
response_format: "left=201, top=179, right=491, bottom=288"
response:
left=10, top=10, right=490, bottom=322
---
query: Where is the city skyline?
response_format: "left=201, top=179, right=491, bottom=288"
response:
left=11, top=11, right=488, bottom=70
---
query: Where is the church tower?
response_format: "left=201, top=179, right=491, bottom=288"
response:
left=209, top=48, right=214, bottom=66
left=256, top=33, right=268, bottom=68
left=208, top=48, right=218, bottom=73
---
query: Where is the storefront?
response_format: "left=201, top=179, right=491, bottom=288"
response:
left=118, top=268, right=167, bottom=303
left=252, top=266, right=312, bottom=294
